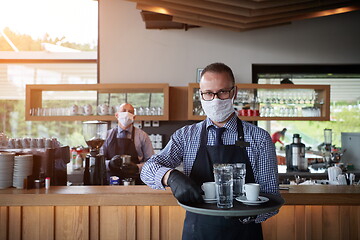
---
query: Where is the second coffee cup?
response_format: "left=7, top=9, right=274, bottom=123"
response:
left=244, top=183, right=260, bottom=201
left=201, top=182, right=216, bottom=199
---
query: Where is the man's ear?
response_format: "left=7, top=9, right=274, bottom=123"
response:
left=115, top=112, right=119, bottom=118
left=233, top=86, right=238, bottom=100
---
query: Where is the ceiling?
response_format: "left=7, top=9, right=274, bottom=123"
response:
left=126, top=0, right=360, bottom=31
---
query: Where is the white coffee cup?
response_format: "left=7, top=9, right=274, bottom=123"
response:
left=83, top=104, right=93, bottom=115
left=201, top=182, right=216, bottom=199
left=69, top=104, right=79, bottom=116
left=98, top=104, right=109, bottom=115
left=244, top=183, right=260, bottom=201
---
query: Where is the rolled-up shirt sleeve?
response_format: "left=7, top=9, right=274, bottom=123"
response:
left=140, top=128, right=185, bottom=190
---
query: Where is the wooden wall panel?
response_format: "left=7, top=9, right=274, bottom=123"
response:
left=22, top=206, right=54, bottom=240
left=1, top=205, right=360, bottom=240
left=294, top=206, right=305, bottom=240
left=127, top=206, right=136, bottom=240
left=100, top=206, right=129, bottom=240
left=0, top=206, right=8, bottom=240
left=339, top=206, right=350, bottom=240
left=311, top=206, right=323, bottom=240
left=168, top=206, right=185, bottom=240
left=262, top=210, right=277, bottom=240
left=323, top=206, right=340, bottom=240
left=150, top=206, right=160, bottom=240
left=349, top=206, right=359, bottom=240
left=8, top=206, right=21, bottom=240
left=136, top=206, right=151, bottom=239
left=304, top=206, right=312, bottom=240
left=89, top=206, right=99, bottom=240
left=159, top=206, right=170, bottom=240
left=55, top=206, right=89, bottom=240
left=276, top=206, right=295, bottom=239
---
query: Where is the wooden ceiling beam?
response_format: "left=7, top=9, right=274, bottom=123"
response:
left=160, top=0, right=250, bottom=16
left=204, top=0, right=313, bottom=10
left=130, top=0, right=356, bottom=17
left=138, top=3, right=360, bottom=31
left=138, top=3, right=292, bottom=30
left=173, top=16, right=290, bottom=31
left=132, top=0, right=249, bottom=22
left=173, top=16, right=244, bottom=32
left=136, top=2, right=359, bottom=24
left=248, top=0, right=359, bottom=16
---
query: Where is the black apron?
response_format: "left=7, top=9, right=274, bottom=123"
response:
left=182, top=118, right=263, bottom=240
left=104, top=126, right=142, bottom=184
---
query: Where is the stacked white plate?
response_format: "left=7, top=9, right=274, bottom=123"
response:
left=0, top=152, right=15, bottom=189
left=13, top=154, right=33, bottom=189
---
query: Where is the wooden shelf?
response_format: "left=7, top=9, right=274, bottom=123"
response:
left=26, top=83, right=169, bottom=121
left=188, top=83, right=330, bottom=121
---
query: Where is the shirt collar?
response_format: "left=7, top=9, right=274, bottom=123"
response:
left=117, top=125, right=132, bottom=134
left=205, top=113, right=238, bottom=133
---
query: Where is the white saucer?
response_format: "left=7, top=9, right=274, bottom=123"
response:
left=202, top=195, right=217, bottom=204
left=235, top=196, right=269, bottom=205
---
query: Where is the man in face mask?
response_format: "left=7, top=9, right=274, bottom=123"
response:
left=101, top=103, right=154, bottom=184
left=140, top=63, right=280, bottom=239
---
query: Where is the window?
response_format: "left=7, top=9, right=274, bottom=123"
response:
left=0, top=0, right=98, bottom=147
left=253, top=64, right=360, bottom=151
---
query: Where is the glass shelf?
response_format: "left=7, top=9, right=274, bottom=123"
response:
left=188, top=83, right=330, bottom=121
left=25, top=84, right=169, bottom=121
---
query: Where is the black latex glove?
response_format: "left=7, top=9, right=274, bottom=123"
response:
left=122, top=162, right=139, bottom=175
left=167, top=170, right=203, bottom=204
left=109, top=155, right=122, bottom=171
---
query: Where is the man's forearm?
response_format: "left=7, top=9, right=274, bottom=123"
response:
left=162, top=169, right=173, bottom=186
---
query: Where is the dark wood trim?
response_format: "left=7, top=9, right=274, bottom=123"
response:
left=252, top=64, right=360, bottom=83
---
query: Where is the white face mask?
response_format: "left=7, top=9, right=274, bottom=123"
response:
left=201, top=97, right=235, bottom=122
left=117, top=112, right=135, bottom=128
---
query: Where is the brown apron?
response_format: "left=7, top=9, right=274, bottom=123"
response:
left=103, top=126, right=141, bottom=184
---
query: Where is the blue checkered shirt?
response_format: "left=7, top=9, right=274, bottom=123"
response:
left=140, top=114, right=280, bottom=222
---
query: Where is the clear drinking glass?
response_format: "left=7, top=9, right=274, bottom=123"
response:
left=213, top=164, right=233, bottom=209
left=232, top=163, right=246, bottom=198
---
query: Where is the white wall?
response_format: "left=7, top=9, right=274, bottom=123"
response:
left=99, top=1, right=360, bottom=86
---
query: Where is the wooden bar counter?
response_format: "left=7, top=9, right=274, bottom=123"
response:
left=1, top=185, right=360, bottom=240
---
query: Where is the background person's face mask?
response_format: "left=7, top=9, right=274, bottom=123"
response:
left=201, top=97, right=235, bottom=122
left=117, top=111, right=135, bottom=127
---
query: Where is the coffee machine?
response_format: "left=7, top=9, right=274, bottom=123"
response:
left=286, top=134, right=307, bottom=171
left=82, top=121, right=108, bottom=185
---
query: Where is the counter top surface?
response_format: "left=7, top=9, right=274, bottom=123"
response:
left=1, top=185, right=360, bottom=206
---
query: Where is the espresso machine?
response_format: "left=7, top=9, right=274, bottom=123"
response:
left=82, top=121, right=108, bottom=185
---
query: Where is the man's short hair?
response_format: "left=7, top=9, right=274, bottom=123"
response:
left=200, top=62, right=235, bottom=85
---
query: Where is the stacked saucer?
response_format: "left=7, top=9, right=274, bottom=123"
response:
left=13, top=154, right=33, bottom=189
left=0, top=152, right=15, bottom=189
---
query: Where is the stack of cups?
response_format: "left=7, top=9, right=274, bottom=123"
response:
left=0, top=152, right=15, bottom=189
left=13, top=154, right=33, bottom=189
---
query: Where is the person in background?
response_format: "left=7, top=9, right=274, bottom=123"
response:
left=271, top=128, right=287, bottom=146
left=280, top=78, right=294, bottom=84
left=141, top=62, right=280, bottom=239
left=101, top=103, right=154, bottom=184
